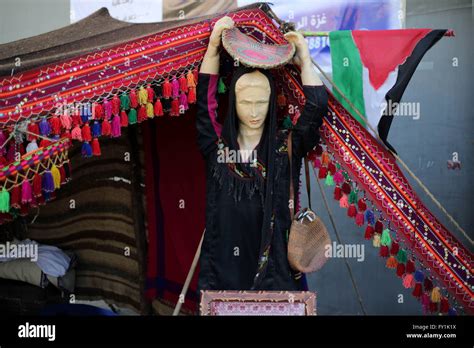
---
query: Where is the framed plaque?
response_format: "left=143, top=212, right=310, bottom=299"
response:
left=199, top=290, right=316, bottom=316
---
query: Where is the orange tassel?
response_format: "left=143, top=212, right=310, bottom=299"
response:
left=386, top=255, right=398, bottom=268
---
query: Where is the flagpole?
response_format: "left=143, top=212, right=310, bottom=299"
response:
left=301, top=29, right=455, bottom=37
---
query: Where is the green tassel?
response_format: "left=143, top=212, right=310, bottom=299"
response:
left=335, top=163, right=341, bottom=170
left=217, top=77, right=227, bottom=94
left=324, top=173, right=334, bottom=186
left=343, top=171, right=350, bottom=180
left=348, top=190, right=357, bottom=204
left=396, top=249, right=407, bottom=263
left=381, top=228, right=392, bottom=247
left=282, top=116, right=293, bottom=130
left=120, top=92, right=130, bottom=110
left=128, top=108, right=137, bottom=125
left=0, top=187, right=10, bottom=213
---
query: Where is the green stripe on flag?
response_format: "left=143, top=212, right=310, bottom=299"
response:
left=329, top=31, right=366, bottom=126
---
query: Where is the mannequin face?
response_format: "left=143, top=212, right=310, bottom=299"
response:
left=235, top=71, right=271, bottom=131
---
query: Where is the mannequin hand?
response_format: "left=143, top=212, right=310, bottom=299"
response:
left=284, top=31, right=311, bottom=68
left=209, top=16, right=235, bottom=48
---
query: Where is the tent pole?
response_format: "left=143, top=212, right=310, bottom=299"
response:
left=173, top=229, right=205, bottom=316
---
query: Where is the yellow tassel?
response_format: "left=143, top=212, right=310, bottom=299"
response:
left=321, top=151, right=330, bottom=166
left=146, top=102, right=154, bottom=118
left=138, top=86, right=148, bottom=105
left=386, top=255, right=398, bottom=269
left=186, top=71, right=196, bottom=88
left=431, top=287, right=442, bottom=303
left=51, top=165, right=61, bottom=189
left=373, top=233, right=381, bottom=248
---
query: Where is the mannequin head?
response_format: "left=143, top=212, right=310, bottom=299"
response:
left=234, top=70, right=271, bottom=131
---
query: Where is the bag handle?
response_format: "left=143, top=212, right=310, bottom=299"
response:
left=288, top=131, right=312, bottom=220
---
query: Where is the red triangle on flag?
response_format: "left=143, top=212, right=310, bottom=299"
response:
left=352, top=29, right=432, bottom=90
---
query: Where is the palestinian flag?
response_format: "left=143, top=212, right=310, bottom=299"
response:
left=329, top=29, right=447, bottom=153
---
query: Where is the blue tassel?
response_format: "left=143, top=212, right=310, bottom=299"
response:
left=448, top=308, right=457, bottom=316
left=39, top=118, right=51, bottom=136
left=41, top=171, right=55, bottom=193
left=365, top=209, right=375, bottom=225
left=81, top=103, right=92, bottom=123
left=43, top=190, right=51, bottom=201
left=92, top=121, right=101, bottom=138
left=81, top=142, right=92, bottom=158
left=414, top=270, right=424, bottom=283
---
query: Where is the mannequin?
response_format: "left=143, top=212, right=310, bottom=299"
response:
left=196, top=16, right=328, bottom=292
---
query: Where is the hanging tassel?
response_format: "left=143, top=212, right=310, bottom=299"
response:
left=390, top=241, right=399, bottom=255
left=138, top=86, right=148, bottom=105
left=193, top=69, right=199, bottom=84
left=33, top=174, right=42, bottom=197
left=92, top=121, right=101, bottom=138
left=379, top=245, right=389, bottom=258
left=179, top=75, right=188, bottom=93
left=406, top=260, right=415, bottom=274
left=421, top=293, right=430, bottom=312
left=51, top=164, right=61, bottom=189
left=121, top=110, right=129, bottom=127
left=154, top=99, right=164, bottom=117
left=146, top=102, right=154, bottom=118
left=348, top=190, right=357, bottom=204
left=364, top=225, right=374, bottom=240
left=277, top=92, right=286, bottom=108
left=431, top=287, right=441, bottom=303
left=396, top=249, right=407, bottom=264
left=171, top=78, right=180, bottom=99
left=82, top=123, right=92, bottom=142
left=217, top=77, right=227, bottom=94
left=428, top=300, right=437, bottom=313
left=137, top=105, right=147, bottom=122
left=402, top=273, right=414, bottom=288
left=10, top=185, right=20, bottom=209
left=21, top=179, right=33, bottom=204
left=333, top=170, right=344, bottom=185
left=112, top=95, right=121, bottom=116
left=386, top=255, right=397, bottom=268
left=396, top=262, right=406, bottom=277
left=312, top=158, right=321, bottom=169
left=93, top=102, right=104, bottom=120
left=412, top=283, right=422, bottom=298
left=186, top=70, right=196, bottom=89
left=146, top=84, right=155, bottom=103
left=372, top=233, right=381, bottom=247
left=333, top=186, right=342, bottom=200
left=162, top=78, right=172, bottom=99
left=170, top=99, right=180, bottom=116
left=103, top=99, right=112, bottom=119
left=120, top=92, right=130, bottom=110
left=414, top=270, right=424, bottom=283
left=111, top=115, right=121, bottom=138
left=27, top=122, right=40, bottom=141
left=448, top=308, right=457, bottom=316
left=423, top=278, right=433, bottom=292
left=440, top=298, right=449, bottom=313
left=92, top=138, right=101, bottom=156
left=318, top=166, right=327, bottom=179
left=355, top=212, right=364, bottom=226
left=102, top=118, right=112, bottom=136
left=59, top=165, right=66, bottom=184
left=42, top=171, right=55, bottom=192
left=341, top=182, right=351, bottom=195
left=72, top=114, right=82, bottom=127
left=324, top=173, right=334, bottom=186
left=39, top=138, right=52, bottom=148
left=81, top=142, right=92, bottom=158
left=71, top=125, right=82, bottom=141
left=365, top=210, right=375, bottom=225
left=128, top=108, right=137, bottom=124
left=347, top=203, right=357, bottom=217
left=0, top=187, right=10, bottom=213
left=129, top=89, right=138, bottom=108
left=282, top=116, right=293, bottom=130
left=314, top=144, right=323, bottom=157
left=60, top=113, right=72, bottom=130
left=26, top=140, right=38, bottom=153
left=327, top=162, right=336, bottom=175
left=188, top=87, right=197, bottom=104
left=374, top=220, right=383, bottom=234
left=357, top=198, right=367, bottom=212
left=321, top=151, right=330, bottom=166
left=39, top=117, right=51, bottom=136
left=339, top=194, right=349, bottom=208
left=179, top=91, right=189, bottom=111
left=49, top=116, right=61, bottom=135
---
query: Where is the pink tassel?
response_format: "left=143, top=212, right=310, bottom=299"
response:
left=402, top=273, right=415, bottom=288
left=21, top=180, right=33, bottom=204
left=355, top=212, right=364, bottom=226
left=71, top=126, right=82, bottom=141
left=111, top=115, right=121, bottom=138
left=112, top=95, right=121, bottom=116
left=312, top=158, right=321, bottom=169
left=179, top=92, right=188, bottom=111
left=339, top=194, right=349, bottom=208
left=333, top=170, right=344, bottom=185
left=60, top=114, right=72, bottom=130
left=103, top=99, right=112, bottom=119
left=171, top=78, right=180, bottom=99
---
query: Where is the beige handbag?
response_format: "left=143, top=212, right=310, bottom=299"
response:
left=287, top=132, right=331, bottom=273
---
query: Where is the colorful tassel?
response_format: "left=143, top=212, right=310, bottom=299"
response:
left=128, top=108, right=137, bottom=124
left=357, top=198, right=367, bottom=212
left=39, top=118, right=51, bottom=136
left=324, top=173, right=334, bottom=186
left=154, top=99, right=164, bottom=117
left=146, top=102, right=154, bottom=118
left=129, top=89, right=138, bottom=108
left=321, top=151, right=330, bottom=166
left=92, top=121, right=101, bottom=138
left=71, top=125, right=82, bottom=141
left=406, top=260, right=415, bottom=274
left=347, top=203, right=357, bottom=217
left=179, top=92, right=188, bottom=111
left=372, top=233, right=381, bottom=247
left=112, top=95, right=121, bottom=115
left=341, top=182, right=351, bottom=195
left=179, top=75, right=188, bottom=93
left=193, top=69, right=199, bottom=84
left=49, top=116, right=61, bottom=135
left=171, top=78, right=180, bottom=98
left=364, top=225, right=374, bottom=240
left=27, top=122, right=40, bottom=141
left=412, top=283, right=422, bottom=298
left=92, top=138, right=101, bottom=156
left=138, top=86, right=148, bottom=105
left=188, top=87, right=196, bottom=104
left=103, top=99, right=112, bottom=119
left=327, top=162, right=336, bottom=175
left=138, top=105, right=147, bottom=122
left=82, top=123, right=92, bottom=142
left=396, top=263, right=406, bottom=277
left=339, top=194, right=349, bottom=208
left=414, top=270, right=424, bottom=283
left=381, top=229, right=392, bottom=247
left=386, top=255, right=397, bottom=268
left=0, top=187, right=10, bottom=213
left=26, top=140, right=38, bottom=153
left=365, top=210, right=375, bottom=225
left=111, top=115, right=121, bottom=138
left=333, top=186, right=342, bottom=200
left=81, top=142, right=92, bottom=158
left=423, top=278, right=433, bottom=292
left=217, top=77, right=227, bottom=94
left=186, top=70, right=196, bottom=89
left=33, top=174, right=42, bottom=197
left=390, top=241, right=399, bottom=255
left=396, top=249, right=407, bottom=263
left=379, top=245, right=389, bottom=258
left=312, top=158, right=321, bottom=169
left=59, top=165, right=66, bottom=184
left=10, top=185, right=20, bottom=209
left=93, top=102, right=104, bottom=120
left=60, top=113, right=72, bottom=130
left=431, top=287, right=441, bottom=303
left=42, top=171, right=55, bottom=192
left=102, top=118, right=112, bottom=136
left=355, top=212, right=364, bottom=226
left=120, top=92, right=130, bottom=110
left=162, top=78, right=172, bottom=99
left=333, top=170, right=344, bottom=185
left=402, top=273, right=415, bottom=288
left=318, top=167, right=327, bottom=179
left=121, top=110, right=129, bottom=127
left=146, top=84, right=155, bottom=103
left=21, top=179, right=33, bottom=204
left=170, top=99, right=180, bottom=116
left=51, top=165, right=61, bottom=189
left=440, top=298, right=449, bottom=313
